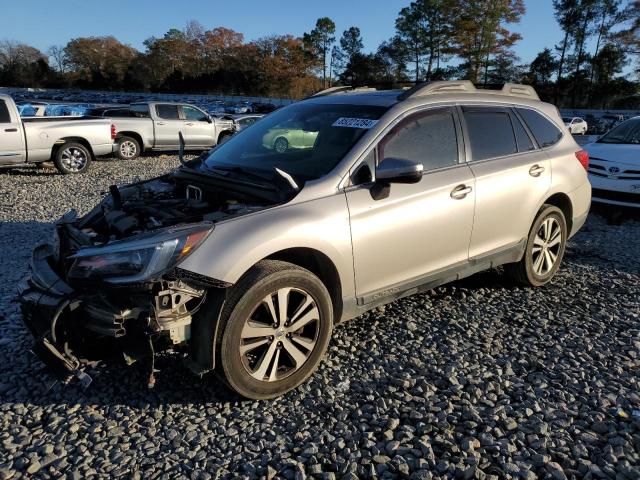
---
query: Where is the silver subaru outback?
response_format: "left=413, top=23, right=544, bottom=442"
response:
left=20, top=81, right=591, bottom=399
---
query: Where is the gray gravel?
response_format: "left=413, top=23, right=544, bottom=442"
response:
left=0, top=155, right=639, bottom=479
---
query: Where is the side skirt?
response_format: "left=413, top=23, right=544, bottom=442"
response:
left=341, top=239, right=526, bottom=322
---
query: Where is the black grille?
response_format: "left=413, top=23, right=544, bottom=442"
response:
left=592, top=188, right=640, bottom=205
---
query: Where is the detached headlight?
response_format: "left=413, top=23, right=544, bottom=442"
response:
left=68, top=223, right=212, bottom=284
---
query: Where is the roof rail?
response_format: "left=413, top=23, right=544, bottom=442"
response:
left=309, top=85, right=379, bottom=98
left=310, top=86, right=354, bottom=98
left=398, top=80, right=539, bottom=101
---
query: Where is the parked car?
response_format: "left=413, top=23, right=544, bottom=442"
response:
left=18, top=81, right=591, bottom=399
left=231, top=114, right=265, bottom=132
left=108, top=102, right=236, bottom=160
left=563, top=116, right=588, bottom=134
left=584, top=116, right=640, bottom=208
left=262, top=119, right=319, bottom=153
left=0, top=94, right=116, bottom=174
left=597, top=114, right=626, bottom=133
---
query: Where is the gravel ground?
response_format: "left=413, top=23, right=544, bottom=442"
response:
left=0, top=156, right=639, bottom=480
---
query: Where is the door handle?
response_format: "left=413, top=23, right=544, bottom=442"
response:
left=529, top=164, right=545, bottom=177
left=4, top=128, right=17, bottom=132
left=156, top=122, right=165, bottom=125
left=450, top=184, right=472, bottom=199
left=186, top=122, right=194, bottom=126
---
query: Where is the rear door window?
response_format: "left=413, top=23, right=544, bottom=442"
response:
left=156, top=104, right=180, bottom=120
left=516, top=108, right=563, bottom=147
left=0, top=100, right=11, bottom=123
left=462, top=107, right=517, bottom=161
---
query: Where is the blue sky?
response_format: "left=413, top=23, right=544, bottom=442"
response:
left=0, top=0, right=571, bottom=65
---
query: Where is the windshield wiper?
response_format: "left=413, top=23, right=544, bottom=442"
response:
left=207, top=164, right=274, bottom=182
left=275, top=168, right=299, bottom=190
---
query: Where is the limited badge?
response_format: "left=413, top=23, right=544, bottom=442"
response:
left=332, top=117, right=379, bottom=129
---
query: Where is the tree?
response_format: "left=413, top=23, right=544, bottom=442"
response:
left=395, top=2, right=427, bottom=81
left=452, top=0, right=525, bottom=83
left=303, top=17, right=336, bottom=88
left=64, top=36, right=138, bottom=88
left=47, top=45, right=68, bottom=74
left=529, top=48, right=559, bottom=86
left=336, top=27, right=364, bottom=85
left=553, top=0, right=581, bottom=101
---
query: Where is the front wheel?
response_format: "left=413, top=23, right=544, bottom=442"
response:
left=53, top=142, right=92, bottom=174
left=216, top=260, right=333, bottom=399
left=504, top=205, right=567, bottom=286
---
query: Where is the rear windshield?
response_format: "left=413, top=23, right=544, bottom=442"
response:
left=203, top=102, right=388, bottom=182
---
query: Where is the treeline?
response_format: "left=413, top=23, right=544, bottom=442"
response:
left=0, top=0, right=638, bottom=108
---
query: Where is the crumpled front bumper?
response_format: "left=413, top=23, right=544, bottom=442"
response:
left=18, top=243, right=88, bottom=383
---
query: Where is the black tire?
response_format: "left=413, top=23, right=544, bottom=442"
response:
left=53, top=142, right=92, bottom=174
left=505, top=204, right=567, bottom=286
left=215, top=260, right=333, bottom=400
left=274, top=137, right=289, bottom=153
left=116, top=136, right=140, bottom=160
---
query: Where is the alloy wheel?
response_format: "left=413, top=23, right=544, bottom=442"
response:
left=60, top=147, right=88, bottom=172
left=119, top=140, right=137, bottom=159
left=531, top=217, right=562, bottom=276
left=239, top=287, right=320, bottom=382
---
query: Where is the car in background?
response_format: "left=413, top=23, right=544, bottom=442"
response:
left=108, top=102, right=236, bottom=160
left=597, top=114, right=626, bottom=134
left=584, top=116, right=640, bottom=208
left=0, top=94, right=116, bottom=174
left=563, top=117, right=588, bottom=135
left=231, top=114, right=264, bottom=132
left=226, top=102, right=253, bottom=114
left=262, top=119, right=319, bottom=153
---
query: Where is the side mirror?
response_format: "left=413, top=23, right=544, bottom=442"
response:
left=205, top=115, right=213, bottom=123
left=376, top=157, right=423, bottom=184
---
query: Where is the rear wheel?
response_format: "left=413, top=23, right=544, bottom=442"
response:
left=504, top=205, right=567, bottom=286
left=116, top=136, right=140, bottom=160
left=216, top=260, right=333, bottom=399
left=53, top=142, right=92, bottom=174
left=274, top=137, right=289, bottom=153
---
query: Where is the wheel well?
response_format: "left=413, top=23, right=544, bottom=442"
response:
left=217, top=130, right=233, bottom=144
left=265, top=248, right=343, bottom=323
left=544, top=193, right=573, bottom=233
left=52, top=137, right=94, bottom=160
left=116, top=131, right=144, bottom=150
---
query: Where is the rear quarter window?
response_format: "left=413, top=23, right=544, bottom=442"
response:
left=517, top=108, right=563, bottom=148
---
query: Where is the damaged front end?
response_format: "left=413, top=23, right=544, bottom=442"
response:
left=19, top=172, right=275, bottom=387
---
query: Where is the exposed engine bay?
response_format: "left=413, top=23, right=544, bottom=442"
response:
left=20, top=168, right=287, bottom=388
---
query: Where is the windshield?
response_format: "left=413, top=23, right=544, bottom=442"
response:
left=598, top=118, right=640, bottom=144
left=203, top=102, right=388, bottom=183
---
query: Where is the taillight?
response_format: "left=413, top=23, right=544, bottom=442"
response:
left=575, top=149, right=589, bottom=171
left=110, top=124, right=117, bottom=140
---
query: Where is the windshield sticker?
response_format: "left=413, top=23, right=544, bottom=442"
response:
left=332, top=117, right=379, bottom=129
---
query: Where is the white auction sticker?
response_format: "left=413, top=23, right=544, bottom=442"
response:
left=332, top=117, right=379, bottom=129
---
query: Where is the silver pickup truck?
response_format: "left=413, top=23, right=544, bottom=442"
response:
left=0, top=95, right=116, bottom=174
left=109, top=102, right=236, bottom=160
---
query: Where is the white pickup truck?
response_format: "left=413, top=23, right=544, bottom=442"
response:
left=0, top=95, right=116, bottom=174
left=108, top=102, right=236, bottom=160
